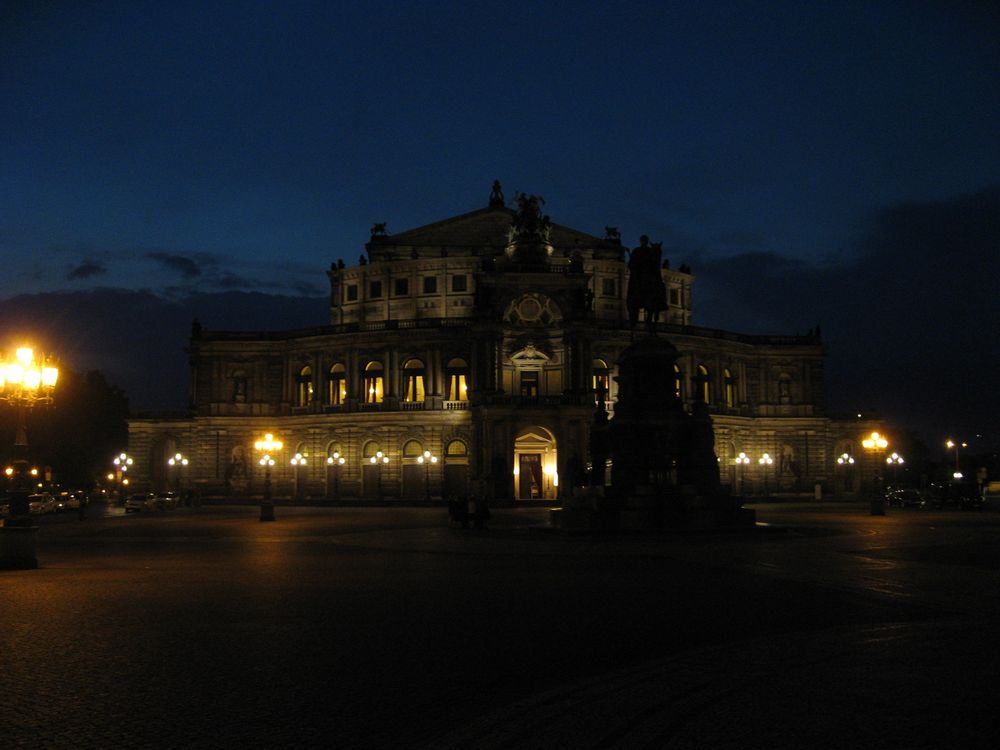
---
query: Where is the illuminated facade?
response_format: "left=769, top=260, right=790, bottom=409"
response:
left=129, top=185, right=859, bottom=501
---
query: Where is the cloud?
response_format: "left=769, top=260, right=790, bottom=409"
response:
left=146, top=251, right=204, bottom=279
left=693, top=186, right=1000, bottom=446
left=67, top=260, right=107, bottom=280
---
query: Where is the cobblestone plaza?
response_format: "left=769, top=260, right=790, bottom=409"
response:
left=3, top=502, right=999, bottom=748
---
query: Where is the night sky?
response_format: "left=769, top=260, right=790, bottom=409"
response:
left=1, top=2, right=998, bottom=452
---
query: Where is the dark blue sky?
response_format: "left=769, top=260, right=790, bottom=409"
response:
left=1, top=1, right=998, bottom=449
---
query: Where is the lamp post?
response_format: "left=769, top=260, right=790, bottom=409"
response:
left=758, top=452, right=773, bottom=497
left=945, top=439, right=967, bottom=480
left=885, top=452, right=904, bottom=489
left=369, top=451, right=389, bottom=501
left=290, top=452, right=307, bottom=500
left=113, top=452, right=134, bottom=502
left=167, top=452, right=189, bottom=493
left=417, top=450, right=438, bottom=502
left=326, top=452, right=345, bottom=503
left=836, top=452, right=856, bottom=494
left=254, top=433, right=282, bottom=522
left=862, top=431, right=889, bottom=515
left=0, top=345, right=59, bottom=569
left=735, top=452, right=750, bottom=495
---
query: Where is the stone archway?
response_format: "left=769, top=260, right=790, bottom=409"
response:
left=513, top=426, right=557, bottom=501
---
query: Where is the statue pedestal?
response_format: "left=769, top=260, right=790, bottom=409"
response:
left=0, top=524, right=39, bottom=569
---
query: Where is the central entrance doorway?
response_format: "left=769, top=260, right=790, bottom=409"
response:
left=513, top=427, right=557, bottom=501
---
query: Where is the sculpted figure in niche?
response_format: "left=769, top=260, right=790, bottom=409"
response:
left=626, top=235, right=667, bottom=333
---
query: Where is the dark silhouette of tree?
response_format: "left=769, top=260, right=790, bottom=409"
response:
left=0, top=369, right=129, bottom=488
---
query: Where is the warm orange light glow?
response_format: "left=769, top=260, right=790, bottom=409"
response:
left=862, top=431, right=888, bottom=451
left=254, top=433, right=283, bottom=452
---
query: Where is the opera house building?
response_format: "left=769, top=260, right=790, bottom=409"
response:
left=128, top=184, right=866, bottom=502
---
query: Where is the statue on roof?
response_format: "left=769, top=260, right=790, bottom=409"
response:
left=370, top=222, right=387, bottom=238
left=626, top=235, right=667, bottom=334
left=604, top=226, right=621, bottom=244
left=489, top=179, right=505, bottom=207
left=507, top=193, right=552, bottom=246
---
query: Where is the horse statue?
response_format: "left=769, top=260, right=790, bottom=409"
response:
left=626, top=235, right=667, bottom=334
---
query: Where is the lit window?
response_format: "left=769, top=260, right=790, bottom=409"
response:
left=696, top=365, right=710, bottom=404
left=674, top=364, right=683, bottom=399
left=520, top=370, right=539, bottom=398
left=592, top=358, right=609, bottom=401
left=328, top=363, right=347, bottom=405
left=445, top=357, right=469, bottom=401
left=724, top=369, right=736, bottom=408
left=402, top=358, right=425, bottom=402
left=297, top=366, right=314, bottom=406
left=363, top=361, right=384, bottom=404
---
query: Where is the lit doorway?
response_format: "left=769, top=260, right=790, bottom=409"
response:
left=513, top=427, right=557, bottom=501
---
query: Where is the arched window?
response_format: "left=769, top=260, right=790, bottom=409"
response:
left=696, top=365, right=710, bottom=404
left=363, top=361, right=384, bottom=404
left=445, top=357, right=469, bottom=401
left=402, top=358, right=425, bottom=402
left=402, top=439, right=423, bottom=459
left=297, top=366, right=314, bottom=406
left=445, top=440, right=468, bottom=457
left=592, top=358, right=610, bottom=400
left=362, top=441, right=381, bottom=459
left=724, top=369, right=736, bottom=408
left=674, top=364, right=683, bottom=400
left=327, top=363, right=346, bottom=405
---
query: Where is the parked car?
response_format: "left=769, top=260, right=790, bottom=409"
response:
left=124, top=493, right=155, bottom=513
left=886, top=488, right=926, bottom=508
left=55, top=492, right=82, bottom=512
left=927, top=482, right=985, bottom=510
left=150, top=492, right=179, bottom=510
left=28, top=493, right=57, bottom=514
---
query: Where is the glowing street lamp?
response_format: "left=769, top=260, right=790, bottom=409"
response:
left=326, top=451, right=346, bottom=502
left=369, top=450, right=389, bottom=500
left=417, top=450, right=438, bottom=502
left=254, top=433, right=283, bottom=521
left=113, top=452, right=134, bottom=503
left=735, top=452, right=750, bottom=495
left=290, top=452, right=308, bottom=499
left=862, top=431, right=889, bottom=515
left=0, top=345, right=59, bottom=568
left=167, top=452, right=189, bottom=492
left=945, top=439, right=967, bottom=479
left=758, top=452, right=774, bottom=496
left=885, top=452, right=904, bottom=488
left=836, top=452, right=856, bottom=494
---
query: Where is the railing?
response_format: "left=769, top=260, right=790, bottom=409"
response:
left=400, top=402, right=425, bottom=411
left=443, top=401, right=468, bottom=410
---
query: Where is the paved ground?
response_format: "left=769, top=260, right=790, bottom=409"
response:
left=2, top=501, right=999, bottom=748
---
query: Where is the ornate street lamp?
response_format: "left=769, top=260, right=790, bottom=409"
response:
left=862, top=431, right=889, bottom=515
left=113, top=452, right=134, bottom=502
left=417, top=450, right=438, bottom=502
left=167, top=452, right=189, bottom=493
left=290, top=452, right=307, bottom=500
left=369, top=450, right=389, bottom=500
left=735, top=452, right=750, bottom=495
left=758, top=452, right=773, bottom=496
left=254, top=433, right=283, bottom=521
left=0, top=346, right=58, bottom=569
left=885, top=452, right=904, bottom=488
left=326, top=451, right=345, bottom=503
left=945, top=439, right=967, bottom=479
left=836, top=452, right=856, bottom=494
